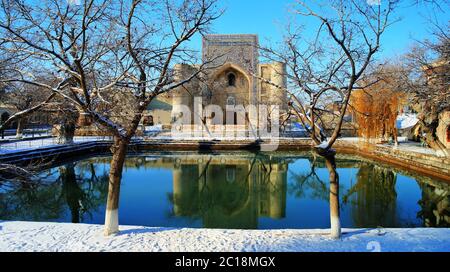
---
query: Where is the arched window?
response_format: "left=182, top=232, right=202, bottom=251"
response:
left=227, top=73, right=236, bottom=87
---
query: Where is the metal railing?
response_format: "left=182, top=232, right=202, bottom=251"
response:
left=0, top=135, right=114, bottom=153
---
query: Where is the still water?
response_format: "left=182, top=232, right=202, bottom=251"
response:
left=1, top=152, right=449, bottom=229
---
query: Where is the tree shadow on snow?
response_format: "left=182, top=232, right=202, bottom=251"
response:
left=116, top=227, right=179, bottom=236
left=341, top=228, right=386, bottom=238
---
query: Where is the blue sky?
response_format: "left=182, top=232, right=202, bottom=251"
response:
left=189, top=0, right=449, bottom=61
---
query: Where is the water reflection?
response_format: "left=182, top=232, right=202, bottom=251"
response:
left=169, top=155, right=287, bottom=229
left=0, top=162, right=109, bottom=223
left=418, top=181, right=450, bottom=227
left=343, top=163, right=399, bottom=227
left=0, top=153, right=449, bottom=229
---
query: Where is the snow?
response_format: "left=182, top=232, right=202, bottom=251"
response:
left=0, top=136, right=113, bottom=154
left=316, top=141, right=330, bottom=149
left=1, top=221, right=449, bottom=252
left=393, top=142, right=437, bottom=155
left=144, top=124, right=163, bottom=133
left=397, top=114, right=419, bottom=130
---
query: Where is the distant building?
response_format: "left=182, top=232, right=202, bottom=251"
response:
left=153, top=34, right=288, bottom=132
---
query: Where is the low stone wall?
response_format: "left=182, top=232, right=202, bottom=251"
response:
left=333, top=141, right=450, bottom=182
left=132, top=139, right=450, bottom=182
left=1, top=138, right=449, bottom=182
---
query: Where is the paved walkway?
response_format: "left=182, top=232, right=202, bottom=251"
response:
left=387, top=141, right=437, bottom=155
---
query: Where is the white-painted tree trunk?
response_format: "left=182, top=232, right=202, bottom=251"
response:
left=325, top=153, right=341, bottom=239
left=15, top=119, right=23, bottom=139
left=104, top=139, right=127, bottom=236
left=104, top=209, right=119, bottom=236
left=330, top=214, right=341, bottom=239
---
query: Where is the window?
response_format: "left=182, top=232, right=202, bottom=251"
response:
left=226, top=165, right=236, bottom=183
left=227, top=96, right=235, bottom=105
left=227, top=73, right=236, bottom=87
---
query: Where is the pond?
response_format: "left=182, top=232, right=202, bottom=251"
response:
left=1, top=152, right=449, bottom=229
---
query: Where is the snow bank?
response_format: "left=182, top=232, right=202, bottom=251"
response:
left=1, top=221, right=449, bottom=252
left=316, top=141, right=329, bottom=149
left=144, top=124, right=163, bottom=133
left=397, top=114, right=419, bottom=130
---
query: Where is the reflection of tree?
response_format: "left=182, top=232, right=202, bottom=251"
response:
left=60, top=162, right=109, bottom=222
left=289, top=169, right=328, bottom=201
left=0, top=162, right=108, bottom=223
left=60, top=163, right=83, bottom=223
left=288, top=157, right=343, bottom=201
left=0, top=177, right=64, bottom=220
left=343, top=163, right=398, bottom=227
left=417, top=181, right=450, bottom=227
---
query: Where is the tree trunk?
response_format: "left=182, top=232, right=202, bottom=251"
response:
left=393, top=127, right=399, bottom=147
left=104, top=138, right=128, bottom=236
left=314, top=147, right=341, bottom=239
left=419, top=118, right=449, bottom=157
left=58, top=120, right=76, bottom=144
left=15, top=118, right=23, bottom=139
left=324, top=152, right=341, bottom=239
left=424, top=134, right=449, bottom=157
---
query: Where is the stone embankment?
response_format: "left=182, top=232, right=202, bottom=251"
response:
left=1, top=138, right=448, bottom=182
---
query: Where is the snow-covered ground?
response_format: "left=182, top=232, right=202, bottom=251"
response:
left=0, top=136, right=113, bottom=153
left=1, top=221, right=449, bottom=252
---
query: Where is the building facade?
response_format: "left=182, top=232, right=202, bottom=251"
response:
left=149, top=34, right=287, bottom=133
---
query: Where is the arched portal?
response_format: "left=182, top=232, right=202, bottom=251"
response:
left=208, top=63, right=251, bottom=126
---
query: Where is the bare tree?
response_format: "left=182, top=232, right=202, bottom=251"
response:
left=0, top=0, right=221, bottom=235
left=1, top=78, right=55, bottom=138
left=257, top=0, right=398, bottom=238
left=351, top=64, right=409, bottom=145
left=402, top=22, right=449, bottom=156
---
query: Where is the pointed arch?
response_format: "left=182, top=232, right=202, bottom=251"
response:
left=209, top=62, right=252, bottom=84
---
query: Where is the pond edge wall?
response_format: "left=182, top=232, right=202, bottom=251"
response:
left=1, top=138, right=449, bottom=183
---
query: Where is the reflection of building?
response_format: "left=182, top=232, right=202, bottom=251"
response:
left=152, top=34, right=288, bottom=132
left=345, top=161, right=450, bottom=228
left=170, top=155, right=287, bottom=229
left=418, top=181, right=450, bottom=227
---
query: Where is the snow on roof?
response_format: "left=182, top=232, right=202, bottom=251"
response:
left=396, top=114, right=419, bottom=130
